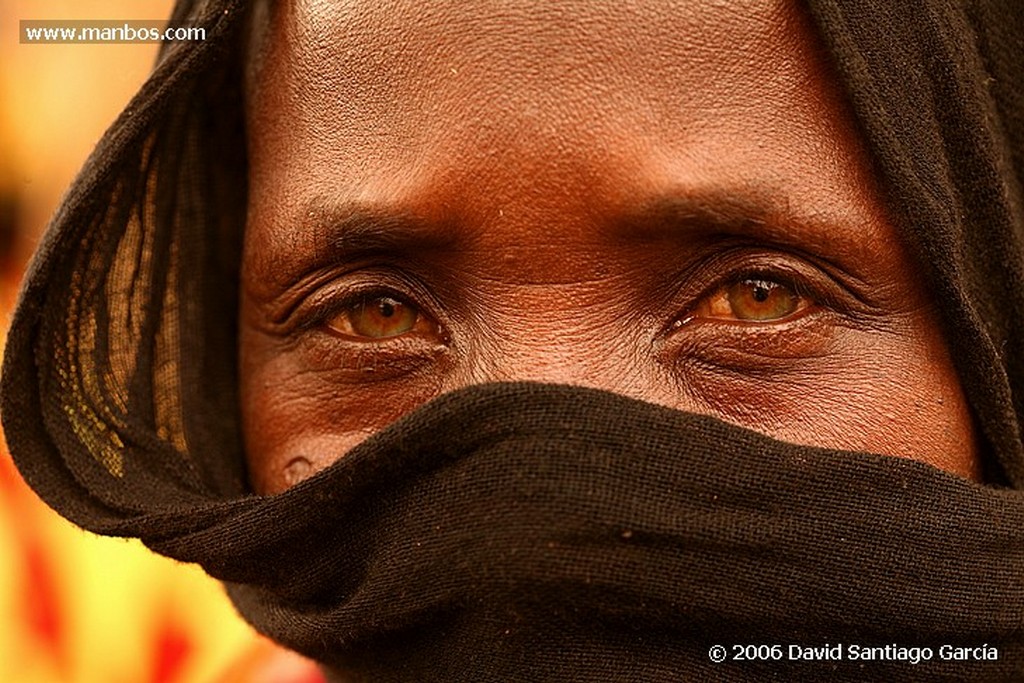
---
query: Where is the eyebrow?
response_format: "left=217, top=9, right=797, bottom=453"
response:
left=299, top=202, right=457, bottom=270
left=614, top=189, right=804, bottom=246
left=612, top=188, right=871, bottom=272
left=620, top=192, right=773, bottom=237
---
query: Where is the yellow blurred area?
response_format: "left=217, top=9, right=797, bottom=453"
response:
left=0, top=2, right=320, bottom=681
left=0, top=455, right=266, bottom=683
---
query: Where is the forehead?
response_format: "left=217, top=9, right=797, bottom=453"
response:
left=244, top=0, right=882, bottom=285
left=255, top=0, right=792, bottom=106
left=247, top=0, right=833, bottom=176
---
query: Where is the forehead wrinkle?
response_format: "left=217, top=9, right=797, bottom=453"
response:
left=247, top=0, right=831, bottom=204
left=271, top=0, right=792, bottom=138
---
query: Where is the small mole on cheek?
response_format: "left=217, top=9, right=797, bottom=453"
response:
left=284, top=456, right=314, bottom=487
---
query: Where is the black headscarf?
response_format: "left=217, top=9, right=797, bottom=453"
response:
left=3, top=1, right=1024, bottom=680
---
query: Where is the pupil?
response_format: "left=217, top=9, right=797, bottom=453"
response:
left=752, top=284, right=770, bottom=302
left=378, top=299, right=396, bottom=317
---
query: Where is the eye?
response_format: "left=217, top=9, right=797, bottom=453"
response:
left=691, top=276, right=812, bottom=323
left=324, top=295, right=439, bottom=340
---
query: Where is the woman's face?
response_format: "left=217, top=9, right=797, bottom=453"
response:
left=240, top=0, right=979, bottom=494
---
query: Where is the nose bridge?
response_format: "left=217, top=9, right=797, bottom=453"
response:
left=455, top=311, right=651, bottom=397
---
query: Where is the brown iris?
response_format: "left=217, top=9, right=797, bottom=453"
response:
left=700, top=278, right=807, bottom=322
left=326, top=296, right=434, bottom=339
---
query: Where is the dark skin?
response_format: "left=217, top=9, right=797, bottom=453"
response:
left=240, top=0, right=979, bottom=495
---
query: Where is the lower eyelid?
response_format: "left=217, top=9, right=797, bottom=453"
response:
left=658, top=304, right=836, bottom=368
left=321, top=319, right=441, bottom=344
left=295, top=330, right=450, bottom=381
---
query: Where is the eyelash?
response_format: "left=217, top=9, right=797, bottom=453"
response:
left=661, top=249, right=837, bottom=322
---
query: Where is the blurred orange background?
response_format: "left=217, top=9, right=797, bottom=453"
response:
left=0, top=2, right=320, bottom=681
